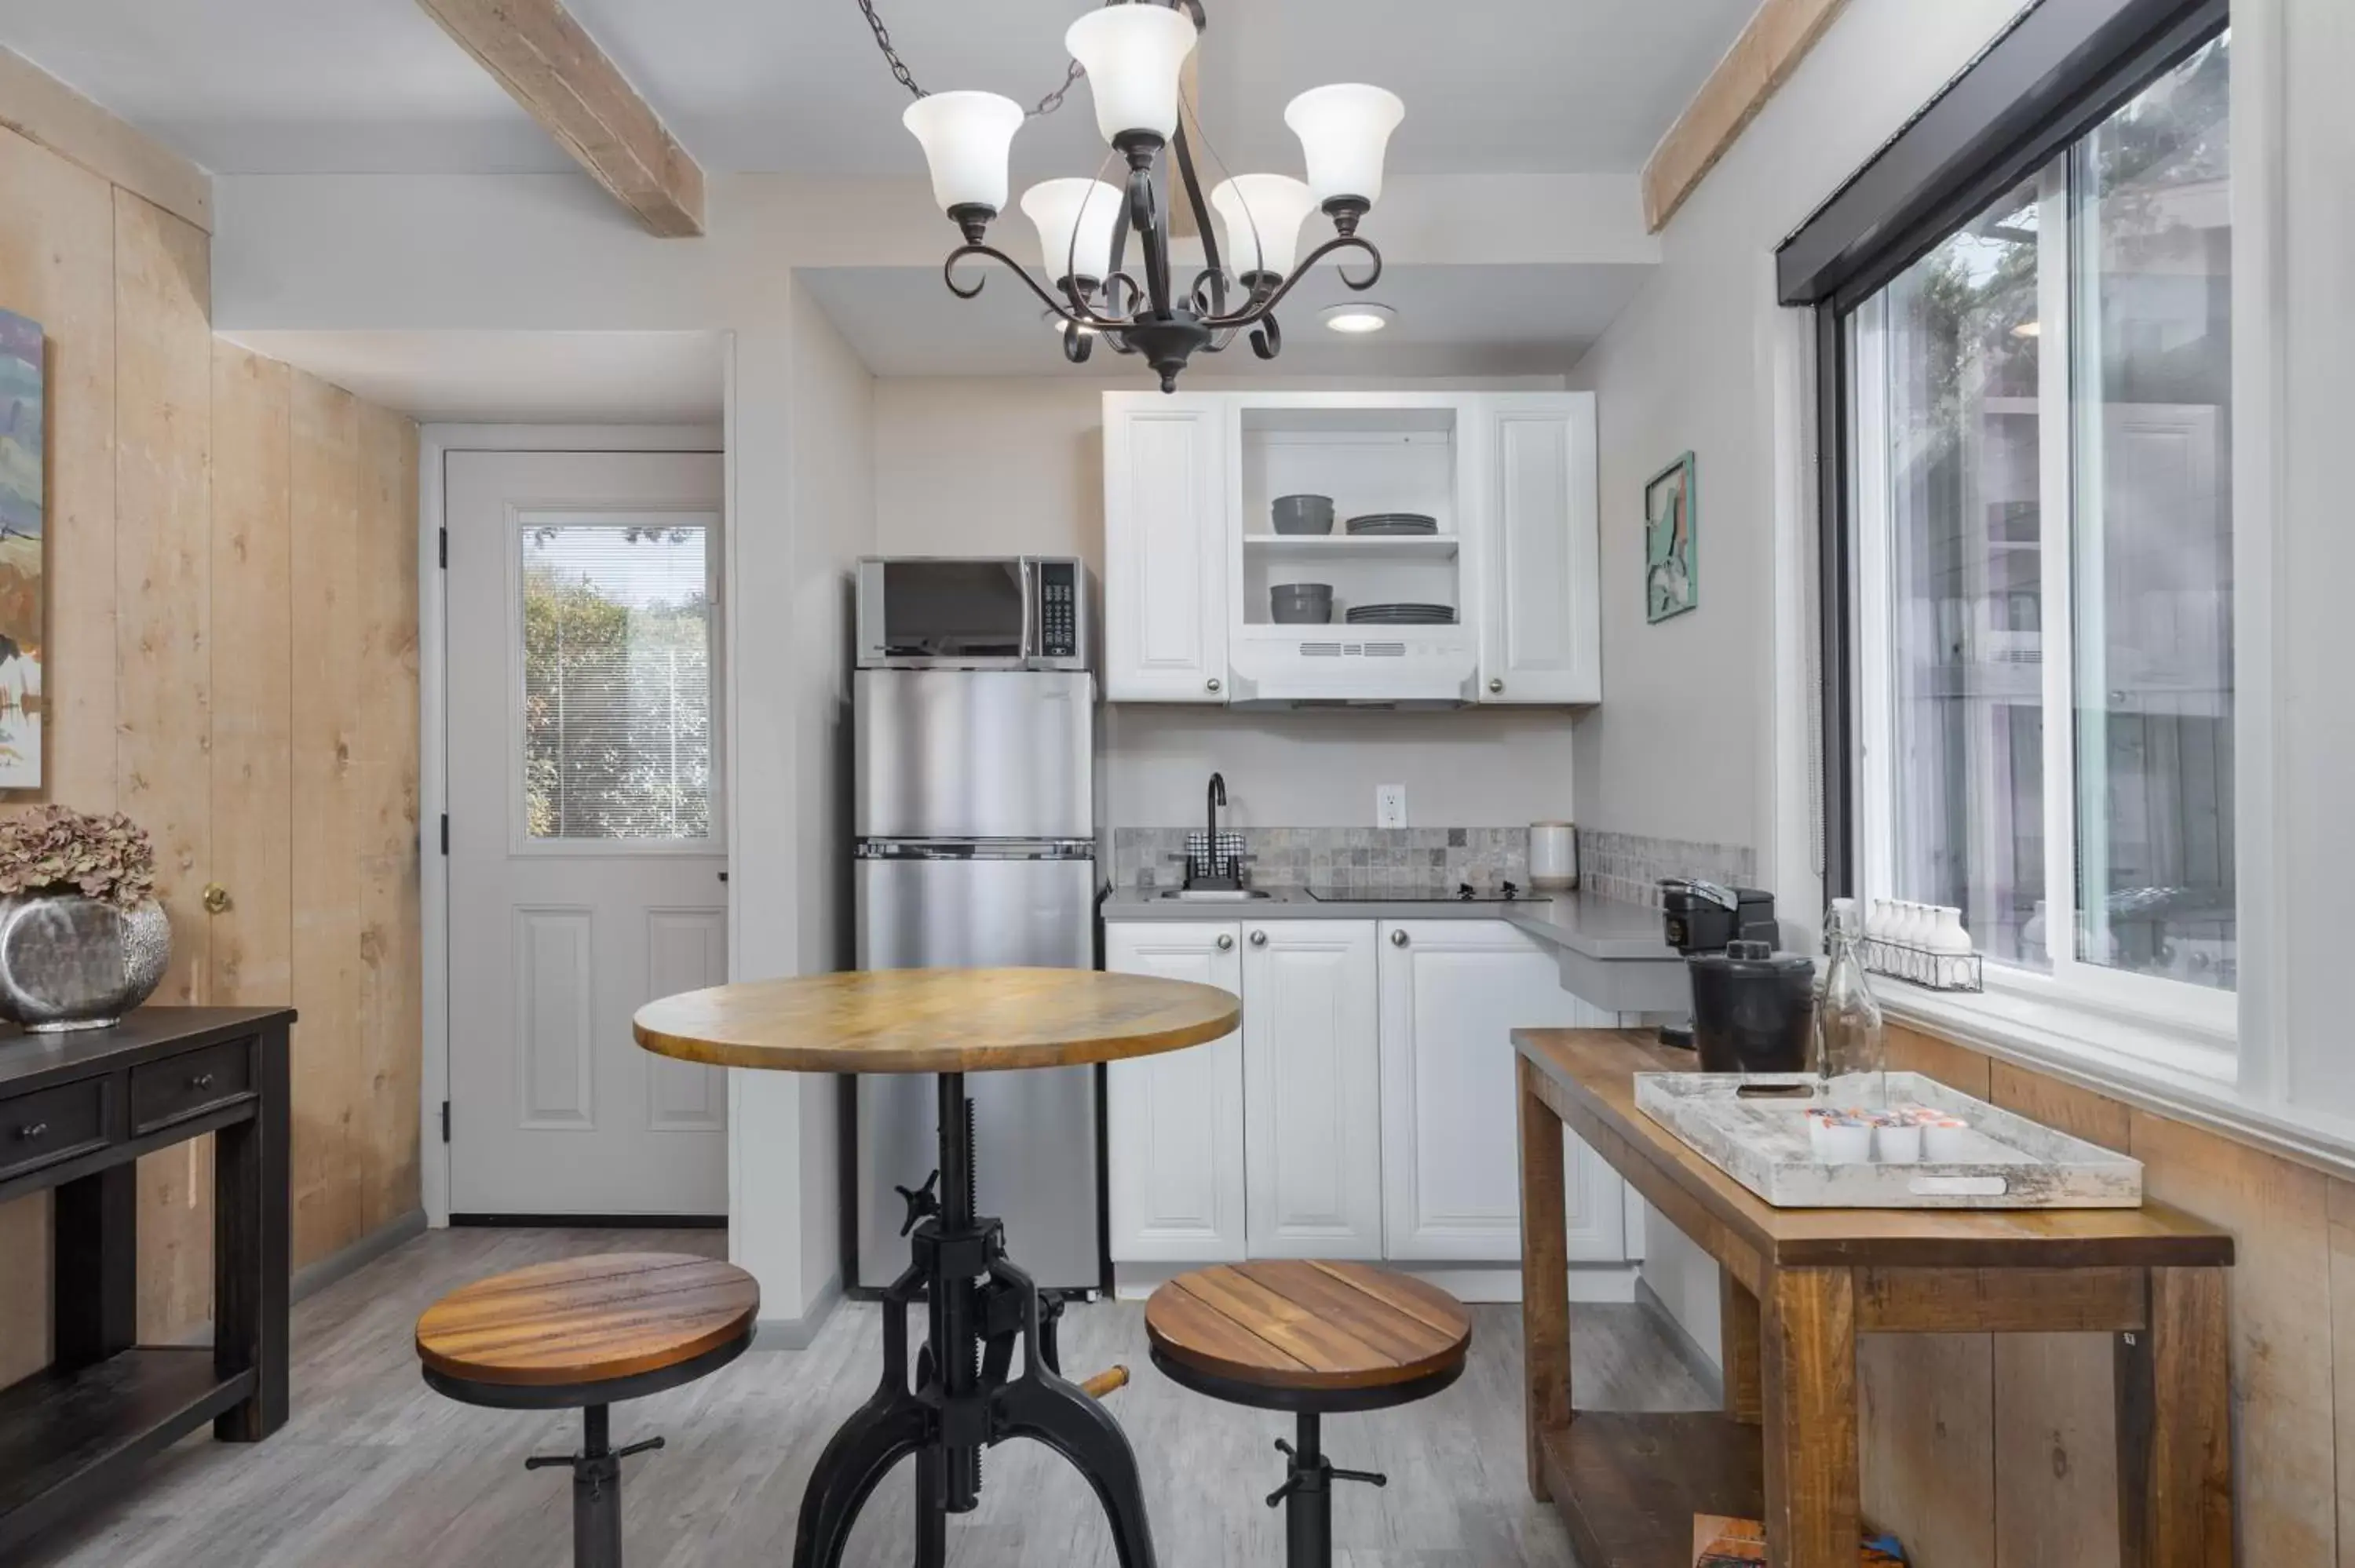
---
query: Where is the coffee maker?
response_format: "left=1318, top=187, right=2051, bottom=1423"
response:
left=1657, top=878, right=1780, bottom=1049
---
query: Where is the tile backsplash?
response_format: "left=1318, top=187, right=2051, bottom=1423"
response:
left=1575, top=829, right=1754, bottom=908
left=1112, top=827, right=1528, bottom=892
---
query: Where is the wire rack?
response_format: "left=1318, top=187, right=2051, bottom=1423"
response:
left=1862, top=938, right=1983, bottom=994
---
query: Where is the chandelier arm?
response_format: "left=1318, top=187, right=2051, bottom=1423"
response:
left=943, top=244, right=1090, bottom=319
left=1251, top=311, right=1283, bottom=361
left=1200, top=235, right=1383, bottom=330
left=1123, top=161, right=1175, bottom=320
left=1170, top=121, right=1227, bottom=318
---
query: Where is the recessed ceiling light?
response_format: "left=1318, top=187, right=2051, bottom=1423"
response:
left=1321, top=302, right=1396, bottom=335
left=1043, top=308, right=1100, bottom=337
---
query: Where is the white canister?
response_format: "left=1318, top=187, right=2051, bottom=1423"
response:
left=1529, top=822, right=1578, bottom=890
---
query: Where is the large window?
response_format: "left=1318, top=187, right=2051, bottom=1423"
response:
left=1848, top=36, right=2233, bottom=1024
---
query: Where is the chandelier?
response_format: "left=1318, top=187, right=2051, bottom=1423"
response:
left=865, top=0, right=1404, bottom=392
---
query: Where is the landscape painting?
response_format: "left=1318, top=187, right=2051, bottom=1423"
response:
left=1645, top=450, right=1697, bottom=624
left=0, top=309, right=42, bottom=788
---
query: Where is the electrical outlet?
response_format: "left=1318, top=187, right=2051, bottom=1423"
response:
left=1375, top=784, right=1408, bottom=829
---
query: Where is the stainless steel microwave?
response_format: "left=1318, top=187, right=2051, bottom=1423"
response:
left=854, top=556, right=1092, bottom=671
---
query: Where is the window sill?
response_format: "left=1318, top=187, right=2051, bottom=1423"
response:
left=1875, top=976, right=2355, bottom=1182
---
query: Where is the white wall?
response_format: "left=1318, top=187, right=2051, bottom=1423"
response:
left=872, top=374, right=1583, bottom=833
left=1559, top=0, right=2044, bottom=1356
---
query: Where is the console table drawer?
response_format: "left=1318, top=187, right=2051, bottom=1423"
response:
left=130, top=1038, right=254, bottom=1133
left=0, top=1078, right=109, bottom=1180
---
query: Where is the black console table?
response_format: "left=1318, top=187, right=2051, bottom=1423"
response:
left=0, top=1007, right=294, bottom=1554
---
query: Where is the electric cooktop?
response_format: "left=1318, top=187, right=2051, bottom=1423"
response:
left=1305, top=881, right=1528, bottom=903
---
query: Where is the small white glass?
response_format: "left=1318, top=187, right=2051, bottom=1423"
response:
left=1210, top=173, right=1316, bottom=279
left=1020, top=178, right=1124, bottom=286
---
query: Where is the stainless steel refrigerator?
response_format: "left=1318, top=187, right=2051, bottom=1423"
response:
left=852, top=666, right=1101, bottom=1292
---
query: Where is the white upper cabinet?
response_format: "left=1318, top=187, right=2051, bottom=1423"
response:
left=1472, top=393, right=1601, bottom=705
left=1240, top=920, right=1384, bottom=1258
left=1103, top=392, right=1231, bottom=702
left=1104, top=921, right=1247, bottom=1263
left=1101, top=390, right=1598, bottom=706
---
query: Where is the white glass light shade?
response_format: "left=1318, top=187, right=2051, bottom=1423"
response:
left=1284, top=83, right=1406, bottom=207
left=1066, top=5, right=1197, bottom=144
left=903, top=90, right=1025, bottom=215
left=1210, top=174, right=1315, bottom=279
left=1021, top=178, right=1124, bottom=284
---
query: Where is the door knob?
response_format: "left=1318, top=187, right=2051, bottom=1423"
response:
left=201, top=883, right=231, bottom=914
left=1391, top=928, right=1409, bottom=946
left=1488, top=678, right=1505, bottom=695
left=1249, top=930, right=1268, bottom=946
left=1215, top=933, right=1234, bottom=950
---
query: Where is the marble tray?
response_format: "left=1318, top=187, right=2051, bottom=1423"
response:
left=1633, top=1072, right=2144, bottom=1209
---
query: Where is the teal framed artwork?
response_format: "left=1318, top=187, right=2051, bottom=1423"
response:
left=1644, top=450, right=1696, bottom=623
left=0, top=309, right=40, bottom=787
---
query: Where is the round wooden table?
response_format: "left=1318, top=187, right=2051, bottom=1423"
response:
left=633, top=968, right=1240, bottom=1568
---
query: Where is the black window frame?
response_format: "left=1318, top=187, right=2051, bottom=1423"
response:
left=1778, top=0, right=2231, bottom=903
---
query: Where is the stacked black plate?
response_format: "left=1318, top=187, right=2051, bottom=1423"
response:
left=1345, top=603, right=1457, bottom=625
left=1345, top=512, right=1439, bottom=535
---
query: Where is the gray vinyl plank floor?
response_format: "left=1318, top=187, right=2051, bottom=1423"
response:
left=21, top=1227, right=1713, bottom=1567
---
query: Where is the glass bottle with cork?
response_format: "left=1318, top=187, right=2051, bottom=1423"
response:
left=1816, top=897, right=1886, bottom=1106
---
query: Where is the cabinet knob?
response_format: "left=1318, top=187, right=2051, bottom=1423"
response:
left=16, top=1121, right=46, bottom=1140
left=1215, top=933, right=1234, bottom=950
left=1391, top=928, right=1409, bottom=946
left=1248, top=929, right=1268, bottom=946
left=202, top=882, right=231, bottom=914
left=189, top=1072, right=216, bottom=1090
left=1488, top=678, right=1505, bottom=695
left=1205, top=677, right=1222, bottom=694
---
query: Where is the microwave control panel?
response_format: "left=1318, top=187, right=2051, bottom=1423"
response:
left=1039, top=561, right=1079, bottom=660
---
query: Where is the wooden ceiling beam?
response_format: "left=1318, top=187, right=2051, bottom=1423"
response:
left=415, top=0, right=704, bottom=238
left=1640, top=0, right=1852, bottom=233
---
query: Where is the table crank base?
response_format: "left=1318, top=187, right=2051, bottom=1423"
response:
left=791, top=1073, right=1157, bottom=1568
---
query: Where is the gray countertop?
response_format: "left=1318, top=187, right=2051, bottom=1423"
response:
left=1101, top=885, right=1678, bottom=965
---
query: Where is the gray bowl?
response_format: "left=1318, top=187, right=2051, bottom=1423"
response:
left=1271, top=582, right=1334, bottom=624
left=1271, top=494, right=1334, bottom=535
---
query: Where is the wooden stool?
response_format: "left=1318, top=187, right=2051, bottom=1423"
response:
left=417, top=1253, right=758, bottom=1568
left=1146, top=1262, right=1471, bottom=1568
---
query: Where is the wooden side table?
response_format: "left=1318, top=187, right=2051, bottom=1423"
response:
left=0, top=1007, right=296, bottom=1555
left=1512, top=1027, right=2234, bottom=1568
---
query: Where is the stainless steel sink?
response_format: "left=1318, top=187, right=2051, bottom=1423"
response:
left=1156, top=888, right=1273, bottom=902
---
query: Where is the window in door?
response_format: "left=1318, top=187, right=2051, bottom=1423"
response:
left=515, top=512, right=721, bottom=848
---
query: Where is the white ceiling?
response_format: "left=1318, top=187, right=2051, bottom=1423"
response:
left=221, top=330, right=725, bottom=423
left=0, top=0, right=1752, bottom=178
left=798, top=261, right=1652, bottom=378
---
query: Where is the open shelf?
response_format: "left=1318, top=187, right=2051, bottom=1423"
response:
left=0, top=1347, right=254, bottom=1550
left=1242, top=534, right=1459, bottom=562
left=1536, top=1411, right=1765, bottom=1568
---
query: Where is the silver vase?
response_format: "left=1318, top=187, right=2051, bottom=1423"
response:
left=0, top=893, right=171, bottom=1032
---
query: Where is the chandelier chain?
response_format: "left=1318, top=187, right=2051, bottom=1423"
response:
left=855, top=0, right=1092, bottom=119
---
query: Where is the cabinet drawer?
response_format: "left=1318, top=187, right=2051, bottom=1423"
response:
left=0, top=1078, right=110, bottom=1180
left=130, top=1038, right=254, bottom=1133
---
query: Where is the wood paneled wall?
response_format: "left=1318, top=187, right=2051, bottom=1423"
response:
left=1862, top=1021, right=2344, bottom=1565
left=0, top=119, right=421, bottom=1387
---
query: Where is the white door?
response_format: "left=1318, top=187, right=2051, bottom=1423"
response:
left=1102, top=392, right=1231, bottom=702
left=446, top=450, right=729, bottom=1216
left=1242, top=919, right=1382, bottom=1257
left=1104, top=922, right=1247, bottom=1263
left=1474, top=393, right=1601, bottom=704
left=1377, top=920, right=1627, bottom=1261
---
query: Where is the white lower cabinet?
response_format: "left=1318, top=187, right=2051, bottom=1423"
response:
left=1105, top=916, right=1628, bottom=1272
left=1240, top=921, right=1385, bottom=1258
left=1104, top=922, right=1247, bottom=1263
left=1376, top=921, right=1625, bottom=1263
